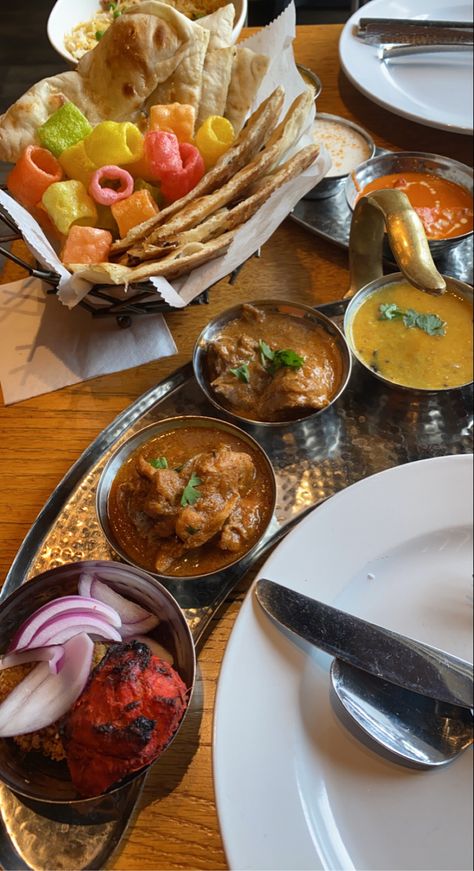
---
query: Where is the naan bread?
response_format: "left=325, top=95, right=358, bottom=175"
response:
left=199, top=4, right=235, bottom=48
left=0, top=4, right=210, bottom=162
left=0, top=74, right=101, bottom=163
left=224, top=46, right=270, bottom=134
left=197, top=46, right=234, bottom=126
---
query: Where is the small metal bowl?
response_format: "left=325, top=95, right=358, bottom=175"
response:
left=0, top=560, right=195, bottom=815
left=304, top=113, right=375, bottom=201
left=344, top=273, right=474, bottom=393
left=345, top=151, right=474, bottom=256
left=97, top=416, right=277, bottom=582
left=296, top=64, right=323, bottom=102
left=193, top=299, right=352, bottom=427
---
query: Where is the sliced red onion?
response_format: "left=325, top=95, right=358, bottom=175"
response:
left=7, top=595, right=121, bottom=652
left=79, top=575, right=155, bottom=626
left=0, top=645, right=65, bottom=675
left=131, top=635, right=174, bottom=664
left=77, top=571, right=94, bottom=598
left=120, top=615, right=160, bottom=638
left=22, top=613, right=122, bottom=649
left=0, top=633, right=93, bottom=737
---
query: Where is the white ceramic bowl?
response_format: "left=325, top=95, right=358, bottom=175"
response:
left=47, top=0, right=247, bottom=65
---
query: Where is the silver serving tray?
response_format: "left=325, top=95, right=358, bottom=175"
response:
left=291, top=151, right=474, bottom=287
left=0, top=309, right=472, bottom=870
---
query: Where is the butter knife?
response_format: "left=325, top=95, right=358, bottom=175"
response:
left=356, top=18, right=474, bottom=46
left=255, top=579, right=474, bottom=709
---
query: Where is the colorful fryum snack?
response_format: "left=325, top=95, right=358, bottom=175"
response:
left=61, top=226, right=113, bottom=265
left=149, top=103, right=196, bottom=143
left=195, top=115, right=234, bottom=169
left=61, top=640, right=188, bottom=797
left=42, top=179, right=98, bottom=235
left=111, top=189, right=159, bottom=237
left=37, top=103, right=92, bottom=158
left=7, top=145, right=64, bottom=210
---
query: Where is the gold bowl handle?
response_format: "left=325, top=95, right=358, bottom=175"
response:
left=345, top=189, right=447, bottom=298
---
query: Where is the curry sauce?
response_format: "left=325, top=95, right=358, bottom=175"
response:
left=108, top=426, right=274, bottom=577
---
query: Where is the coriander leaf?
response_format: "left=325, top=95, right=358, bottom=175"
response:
left=415, top=312, right=447, bottom=336
left=229, top=363, right=250, bottom=383
left=149, top=456, right=168, bottom=469
left=185, top=525, right=200, bottom=535
left=378, top=303, right=446, bottom=336
left=379, top=302, right=402, bottom=321
left=258, top=338, right=274, bottom=368
left=181, top=474, right=202, bottom=507
left=272, top=348, right=305, bottom=371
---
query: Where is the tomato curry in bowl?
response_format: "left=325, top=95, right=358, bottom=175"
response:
left=193, top=300, right=352, bottom=426
left=97, top=417, right=276, bottom=580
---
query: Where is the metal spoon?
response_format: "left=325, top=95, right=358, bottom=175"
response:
left=330, top=658, right=474, bottom=768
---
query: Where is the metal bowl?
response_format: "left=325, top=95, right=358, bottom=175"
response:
left=345, top=151, right=474, bottom=256
left=193, top=299, right=352, bottom=427
left=96, top=416, right=277, bottom=581
left=304, top=113, right=375, bottom=201
left=296, top=64, right=323, bottom=102
left=0, top=560, right=195, bottom=814
left=344, top=273, right=474, bottom=394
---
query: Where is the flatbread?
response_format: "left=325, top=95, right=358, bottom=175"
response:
left=197, top=45, right=234, bottom=126
left=199, top=4, right=235, bottom=48
left=70, top=232, right=233, bottom=284
left=224, top=46, right=270, bottom=134
left=0, top=4, right=210, bottom=162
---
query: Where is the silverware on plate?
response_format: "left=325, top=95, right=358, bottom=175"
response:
left=255, top=579, right=474, bottom=767
left=356, top=18, right=474, bottom=46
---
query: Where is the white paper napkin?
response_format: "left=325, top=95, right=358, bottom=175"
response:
left=0, top=278, right=177, bottom=404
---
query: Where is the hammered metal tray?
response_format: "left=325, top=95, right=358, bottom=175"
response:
left=291, top=154, right=474, bottom=287
left=1, top=311, right=473, bottom=870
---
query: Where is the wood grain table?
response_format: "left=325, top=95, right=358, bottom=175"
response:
left=0, top=23, right=472, bottom=870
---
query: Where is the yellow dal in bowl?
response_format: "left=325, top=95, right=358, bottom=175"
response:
left=349, top=281, right=473, bottom=390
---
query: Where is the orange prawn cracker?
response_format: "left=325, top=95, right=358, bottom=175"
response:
left=149, top=104, right=196, bottom=144
left=111, top=190, right=159, bottom=238
left=61, top=226, right=112, bottom=265
left=7, top=146, right=63, bottom=210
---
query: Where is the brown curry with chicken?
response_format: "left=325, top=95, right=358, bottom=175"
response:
left=205, top=304, right=344, bottom=421
left=108, top=426, right=274, bottom=577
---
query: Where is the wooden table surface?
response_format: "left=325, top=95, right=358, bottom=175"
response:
left=0, top=23, right=472, bottom=871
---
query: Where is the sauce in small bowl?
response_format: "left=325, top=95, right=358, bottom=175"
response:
left=304, top=113, right=375, bottom=200
left=345, top=151, right=474, bottom=256
left=344, top=275, right=473, bottom=392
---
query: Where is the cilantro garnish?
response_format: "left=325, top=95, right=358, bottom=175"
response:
left=258, top=339, right=305, bottom=374
left=379, top=303, right=446, bottom=336
left=149, top=456, right=168, bottom=469
left=181, top=474, right=202, bottom=507
left=229, top=363, right=250, bottom=383
left=185, top=525, right=200, bottom=535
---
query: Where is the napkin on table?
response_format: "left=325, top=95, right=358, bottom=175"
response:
left=0, top=277, right=177, bottom=404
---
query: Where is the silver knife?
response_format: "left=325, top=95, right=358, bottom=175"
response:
left=255, top=579, right=474, bottom=709
left=356, top=18, right=474, bottom=46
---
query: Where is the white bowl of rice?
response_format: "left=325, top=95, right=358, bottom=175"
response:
left=48, top=0, right=247, bottom=64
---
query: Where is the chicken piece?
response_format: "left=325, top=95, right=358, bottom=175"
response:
left=137, top=457, right=183, bottom=520
left=207, top=332, right=259, bottom=378
left=261, top=353, right=336, bottom=417
left=219, top=500, right=262, bottom=552
left=241, top=303, right=265, bottom=324
left=211, top=360, right=269, bottom=412
left=175, top=447, right=256, bottom=551
left=62, top=641, right=187, bottom=797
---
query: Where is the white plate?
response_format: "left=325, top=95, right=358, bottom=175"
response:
left=339, top=0, right=473, bottom=134
left=213, top=454, right=473, bottom=871
left=47, top=0, right=247, bottom=64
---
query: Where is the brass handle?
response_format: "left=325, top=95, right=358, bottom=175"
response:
left=345, top=188, right=447, bottom=298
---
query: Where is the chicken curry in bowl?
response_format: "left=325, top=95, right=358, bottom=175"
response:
left=194, top=301, right=351, bottom=424
left=98, top=418, right=276, bottom=579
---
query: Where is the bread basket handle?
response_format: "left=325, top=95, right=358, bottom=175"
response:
left=345, top=188, right=446, bottom=298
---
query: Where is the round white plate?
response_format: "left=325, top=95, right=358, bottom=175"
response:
left=213, top=454, right=473, bottom=871
left=339, top=0, right=474, bottom=134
